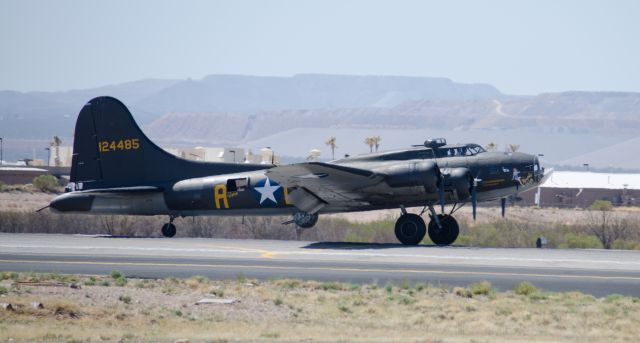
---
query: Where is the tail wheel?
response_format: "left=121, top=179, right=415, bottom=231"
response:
left=428, top=214, right=459, bottom=246
left=394, top=214, right=427, bottom=245
left=161, top=223, right=177, bottom=238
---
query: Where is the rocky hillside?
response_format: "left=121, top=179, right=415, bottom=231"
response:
left=1, top=74, right=639, bottom=169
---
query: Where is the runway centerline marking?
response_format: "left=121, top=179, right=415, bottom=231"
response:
left=1, top=258, right=639, bottom=282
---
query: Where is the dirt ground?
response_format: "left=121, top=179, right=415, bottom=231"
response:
left=1, top=272, right=640, bottom=343
left=0, top=190, right=54, bottom=212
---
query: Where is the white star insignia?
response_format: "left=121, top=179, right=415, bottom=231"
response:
left=254, top=178, right=281, bottom=204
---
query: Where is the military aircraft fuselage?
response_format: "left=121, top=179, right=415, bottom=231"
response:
left=48, top=96, right=547, bottom=245
left=51, top=145, right=542, bottom=217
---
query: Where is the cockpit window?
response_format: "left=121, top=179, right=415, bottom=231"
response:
left=465, top=144, right=485, bottom=155
left=433, top=144, right=485, bottom=158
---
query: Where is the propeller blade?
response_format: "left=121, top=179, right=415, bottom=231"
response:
left=471, top=184, right=477, bottom=220
left=501, top=198, right=506, bottom=217
left=438, top=174, right=445, bottom=213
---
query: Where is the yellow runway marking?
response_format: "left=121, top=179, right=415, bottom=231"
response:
left=192, top=243, right=278, bottom=259
left=260, top=251, right=277, bottom=259
left=0, top=259, right=639, bottom=281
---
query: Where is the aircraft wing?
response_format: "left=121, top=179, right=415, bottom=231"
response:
left=266, top=162, right=384, bottom=212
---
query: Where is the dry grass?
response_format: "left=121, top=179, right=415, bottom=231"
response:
left=0, top=190, right=55, bottom=212
left=1, top=272, right=640, bottom=342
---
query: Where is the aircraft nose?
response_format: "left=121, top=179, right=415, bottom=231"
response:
left=514, top=152, right=534, bottom=162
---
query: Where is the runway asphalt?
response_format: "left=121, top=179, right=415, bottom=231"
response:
left=1, top=233, right=640, bottom=297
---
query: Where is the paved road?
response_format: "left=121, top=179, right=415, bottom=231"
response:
left=1, top=233, right=640, bottom=297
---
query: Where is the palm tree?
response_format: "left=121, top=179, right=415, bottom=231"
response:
left=51, top=136, right=62, bottom=167
left=325, top=136, right=337, bottom=160
left=507, top=143, right=520, bottom=152
left=484, top=142, right=498, bottom=152
left=364, top=137, right=374, bottom=152
left=372, top=136, right=382, bottom=152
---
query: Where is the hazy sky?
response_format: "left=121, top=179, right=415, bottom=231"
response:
left=1, top=0, right=638, bottom=94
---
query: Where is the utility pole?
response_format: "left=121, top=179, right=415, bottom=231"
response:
left=0, top=137, right=3, bottom=165
left=45, top=147, right=51, bottom=167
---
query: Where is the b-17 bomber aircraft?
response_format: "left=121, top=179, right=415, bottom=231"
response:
left=49, top=96, right=549, bottom=246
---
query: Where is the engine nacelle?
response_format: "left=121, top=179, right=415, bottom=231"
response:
left=381, top=160, right=439, bottom=192
left=444, top=167, right=471, bottom=201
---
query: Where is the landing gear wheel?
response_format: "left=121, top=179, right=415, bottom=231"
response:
left=428, top=214, right=459, bottom=246
left=293, top=212, right=319, bottom=229
left=394, top=214, right=427, bottom=245
left=161, top=223, right=177, bottom=238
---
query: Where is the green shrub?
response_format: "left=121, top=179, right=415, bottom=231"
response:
left=118, top=295, right=131, bottom=304
left=514, top=282, right=538, bottom=296
left=32, top=174, right=59, bottom=192
left=338, top=304, right=352, bottom=313
left=84, top=276, right=97, bottom=286
left=453, top=287, right=472, bottom=298
left=277, top=279, right=301, bottom=289
left=0, top=286, right=8, bottom=295
left=209, top=288, right=224, bottom=297
left=605, top=294, right=625, bottom=303
left=0, top=180, right=5, bottom=192
left=385, top=282, right=394, bottom=294
left=560, top=233, right=601, bottom=249
left=111, top=270, right=123, bottom=279
left=469, top=281, right=492, bottom=295
left=115, top=277, right=127, bottom=287
left=612, top=240, right=640, bottom=250
left=529, top=293, right=548, bottom=301
left=320, top=282, right=341, bottom=291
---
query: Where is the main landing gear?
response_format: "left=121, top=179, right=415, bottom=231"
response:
left=394, top=205, right=459, bottom=246
left=282, top=211, right=319, bottom=229
left=292, top=211, right=319, bottom=228
left=161, top=216, right=177, bottom=238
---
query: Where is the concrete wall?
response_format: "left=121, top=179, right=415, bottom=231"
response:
left=0, top=168, right=50, bottom=185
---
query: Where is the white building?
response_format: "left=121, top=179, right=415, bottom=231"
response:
left=47, top=146, right=73, bottom=167
left=49, top=145, right=265, bottom=165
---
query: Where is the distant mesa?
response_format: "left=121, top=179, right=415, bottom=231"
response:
left=1, top=74, right=639, bottom=170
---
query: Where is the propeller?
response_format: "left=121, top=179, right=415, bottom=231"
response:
left=471, top=177, right=481, bottom=220
left=438, top=170, right=445, bottom=213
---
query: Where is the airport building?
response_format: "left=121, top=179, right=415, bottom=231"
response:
left=162, top=147, right=247, bottom=163
left=45, top=145, right=271, bottom=167
left=520, top=171, right=640, bottom=208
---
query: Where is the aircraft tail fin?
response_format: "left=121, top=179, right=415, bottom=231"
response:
left=70, top=96, right=265, bottom=190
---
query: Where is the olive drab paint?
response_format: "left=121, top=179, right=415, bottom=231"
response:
left=50, top=96, right=547, bottom=246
